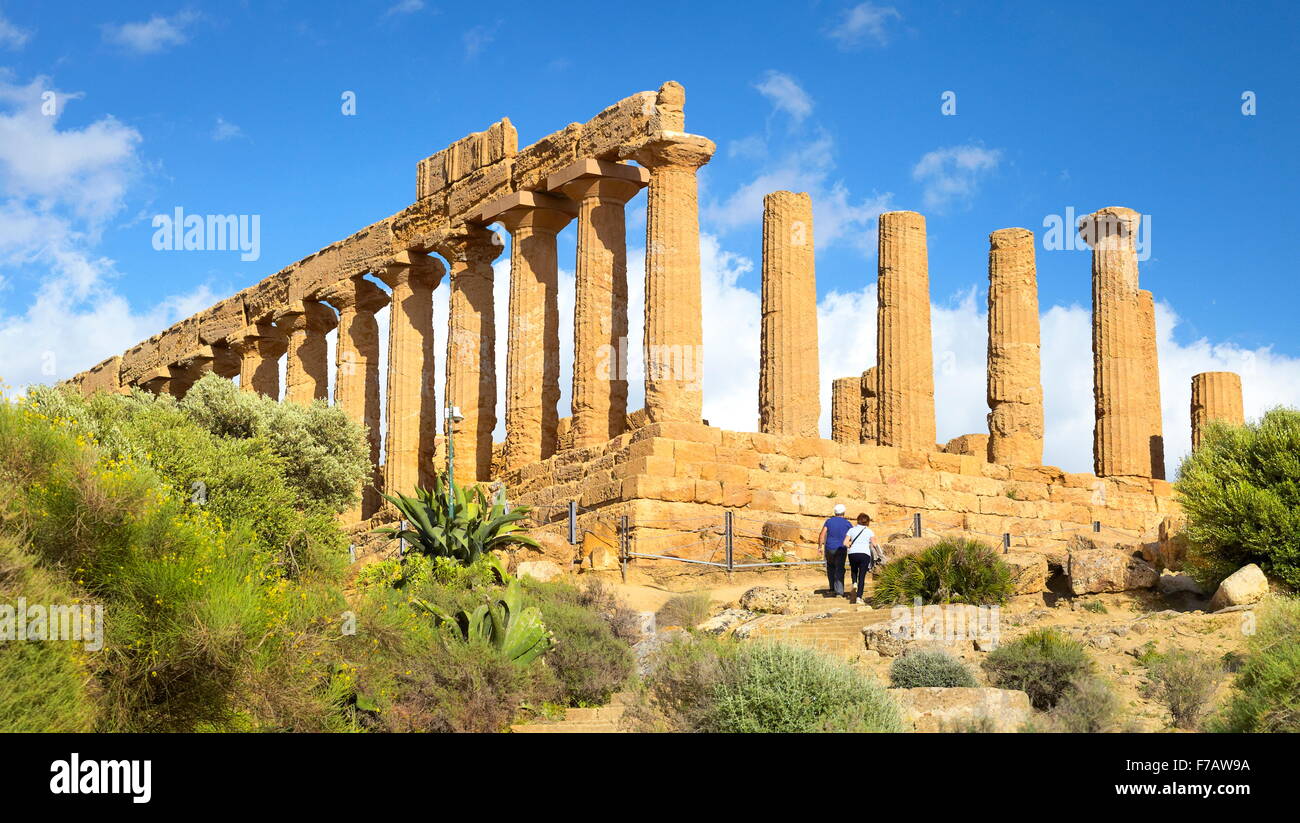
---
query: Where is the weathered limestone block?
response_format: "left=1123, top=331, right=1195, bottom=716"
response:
left=321, top=276, right=389, bottom=520
left=577, top=89, right=660, bottom=161
left=1067, top=546, right=1158, bottom=594
left=894, top=688, right=1033, bottom=733
left=80, top=356, right=123, bottom=395
left=120, top=334, right=162, bottom=387
left=241, top=271, right=291, bottom=324
left=514, top=123, right=582, bottom=193
left=1002, top=552, right=1049, bottom=595
left=1137, top=289, right=1165, bottom=479
left=623, top=108, right=715, bottom=425
left=379, top=253, right=444, bottom=496
left=437, top=227, right=503, bottom=483
left=860, top=367, right=878, bottom=445
left=759, top=190, right=820, bottom=437
left=417, top=118, right=517, bottom=200
left=739, top=586, right=804, bottom=615
left=1083, top=206, right=1148, bottom=478
left=943, top=433, right=989, bottom=458
left=1190, top=371, right=1244, bottom=451
left=481, top=191, right=578, bottom=473
left=831, top=376, right=862, bottom=444
left=549, top=159, right=648, bottom=448
left=987, top=228, right=1044, bottom=466
left=1209, top=564, right=1268, bottom=610
left=276, top=300, right=337, bottom=404
left=876, top=211, right=936, bottom=450
left=228, top=323, right=288, bottom=398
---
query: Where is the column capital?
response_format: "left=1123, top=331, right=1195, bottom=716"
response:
left=376, top=251, right=445, bottom=291
left=318, top=276, right=389, bottom=313
left=476, top=190, right=577, bottom=235
left=621, top=131, right=715, bottom=172
left=1079, top=206, right=1140, bottom=251
left=275, top=300, right=338, bottom=334
left=433, top=224, right=505, bottom=266
left=228, top=323, right=288, bottom=358
left=546, top=158, right=648, bottom=205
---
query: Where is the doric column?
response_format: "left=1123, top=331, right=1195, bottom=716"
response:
left=1191, top=371, right=1245, bottom=451
left=477, top=191, right=577, bottom=472
left=831, top=376, right=861, bottom=444
left=876, top=211, right=936, bottom=450
left=377, top=253, right=444, bottom=496
left=986, top=227, right=1044, bottom=466
left=861, top=366, right=878, bottom=445
left=1083, top=206, right=1147, bottom=477
left=229, top=323, right=288, bottom=398
left=623, top=129, right=716, bottom=424
left=1137, top=289, right=1165, bottom=479
left=435, top=226, right=503, bottom=484
left=276, top=300, right=337, bottom=404
left=320, top=276, right=389, bottom=520
left=548, top=159, right=648, bottom=448
left=759, top=190, right=820, bottom=437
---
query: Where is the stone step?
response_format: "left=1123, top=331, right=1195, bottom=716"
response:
left=510, top=722, right=621, bottom=733
left=563, top=706, right=624, bottom=723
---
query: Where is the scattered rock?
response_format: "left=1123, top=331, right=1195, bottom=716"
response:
left=1067, top=548, right=1158, bottom=594
left=739, top=585, right=803, bottom=615
left=1209, top=564, right=1269, bottom=611
left=1089, top=634, right=1114, bottom=650
left=1002, top=552, right=1049, bottom=595
left=862, top=622, right=913, bottom=657
left=697, top=608, right=761, bottom=636
left=515, top=560, right=562, bottom=582
left=892, top=687, right=1033, bottom=733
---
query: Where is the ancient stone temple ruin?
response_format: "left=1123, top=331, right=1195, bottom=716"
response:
left=63, top=82, right=1244, bottom=572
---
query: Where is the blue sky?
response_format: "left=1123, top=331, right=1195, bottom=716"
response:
left=2, top=0, right=1298, bottom=473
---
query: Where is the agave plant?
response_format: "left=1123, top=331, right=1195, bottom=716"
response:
left=414, top=576, right=554, bottom=666
left=374, top=471, right=539, bottom=565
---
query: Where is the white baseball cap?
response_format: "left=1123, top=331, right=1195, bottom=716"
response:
left=833, top=503, right=846, bottom=515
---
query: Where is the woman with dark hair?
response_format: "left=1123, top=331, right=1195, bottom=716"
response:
left=845, top=512, right=877, bottom=605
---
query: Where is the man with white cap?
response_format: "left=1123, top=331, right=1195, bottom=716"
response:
left=817, top=503, right=853, bottom=598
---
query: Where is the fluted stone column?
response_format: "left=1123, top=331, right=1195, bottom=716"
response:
left=437, top=227, right=503, bottom=483
left=229, top=324, right=287, bottom=398
left=831, top=376, right=861, bottom=444
left=876, top=211, right=936, bottom=450
left=277, top=300, right=337, bottom=404
left=378, top=253, right=444, bottom=496
left=624, top=130, right=716, bottom=424
left=986, top=228, right=1044, bottom=466
left=1137, top=289, right=1165, bottom=479
left=1191, top=371, right=1245, bottom=451
left=549, top=159, right=648, bottom=448
left=861, top=366, right=878, bottom=445
left=322, top=276, right=389, bottom=520
left=1084, top=207, right=1147, bottom=477
left=479, top=191, right=577, bottom=472
left=759, top=191, right=820, bottom=437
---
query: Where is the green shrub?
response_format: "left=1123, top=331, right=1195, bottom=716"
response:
left=982, top=628, right=1093, bottom=710
left=873, top=537, right=1014, bottom=606
left=889, top=649, right=978, bottom=688
left=1051, top=676, right=1121, bottom=733
left=1174, top=408, right=1300, bottom=588
left=1144, top=649, right=1220, bottom=730
left=1081, top=600, right=1108, bottom=614
left=655, top=591, right=712, bottom=629
left=633, top=636, right=903, bottom=733
left=375, top=473, right=538, bottom=564
left=525, top=581, right=634, bottom=706
left=1209, top=596, right=1300, bottom=733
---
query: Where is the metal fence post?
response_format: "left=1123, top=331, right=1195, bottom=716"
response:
left=1092, top=520, right=1101, bottom=533
left=1002, top=532, right=1011, bottom=554
left=619, top=514, right=629, bottom=583
left=912, top=512, right=922, bottom=538
left=348, top=543, right=356, bottom=564
left=398, top=519, right=407, bottom=557
left=725, top=510, right=734, bottom=574
left=567, top=500, right=577, bottom=545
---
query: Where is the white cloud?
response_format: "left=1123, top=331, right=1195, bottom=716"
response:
left=0, top=13, right=31, bottom=49
left=463, top=24, right=496, bottom=59
left=827, top=2, right=902, bottom=49
left=912, top=144, right=1002, bottom=212
left=212, top=116, right=244, bottom=142
left=754, top=70, right=813, bottom=123
left=102, top=11, right=199, bottom=54
left=385, top=0, right=425, bottom=15
left=0, top=74, right=215, bottom=394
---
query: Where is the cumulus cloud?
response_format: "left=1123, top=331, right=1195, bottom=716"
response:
left=827, top=2, right=902, bottom=49
left=754, top=70, right=814, bottom=123
left=0, top=73, right=213, bottom=394
left=912, top=144, right=1002, bottom=212
left=102, top=10, right=199, bottom=54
